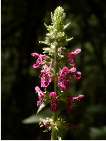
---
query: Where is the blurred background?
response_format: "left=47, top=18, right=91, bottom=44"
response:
left=1, top=0, right=106, bottom=139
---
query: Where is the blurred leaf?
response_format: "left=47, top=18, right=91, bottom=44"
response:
left=22, top=108, right=52, bottom=124
left=90, top=127, right=106, bottom=139
left=22, top=114, right=41, bottom=124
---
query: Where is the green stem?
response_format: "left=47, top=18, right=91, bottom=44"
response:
left=51, top=113, right=58, bottom=140
left=51, top=43, right=58, bottom=140
left=54, top=45, right=57, bottom=92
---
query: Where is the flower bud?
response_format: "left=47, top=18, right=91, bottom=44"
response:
left=35, top=86, right=45, bottom=107
left=49, top=92, right=58, bottom=112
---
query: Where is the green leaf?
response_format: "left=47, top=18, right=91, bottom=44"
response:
left=22, top=114, right=41, bottom=124
left=64, top=22, right=71, bottom=30
left=22, top=108, right=52, bottom=124
left=37, top=103, right=45, bottom=114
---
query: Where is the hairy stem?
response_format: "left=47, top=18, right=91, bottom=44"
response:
left=51, top=113, right=58, bottom=140
left=51, top=44, right=58, bottom=140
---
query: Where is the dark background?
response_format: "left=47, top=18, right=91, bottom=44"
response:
left=1, top=0, right=106, bottom=139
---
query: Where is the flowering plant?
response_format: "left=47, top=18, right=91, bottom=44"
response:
left=31, top=6, right=84, bottom=140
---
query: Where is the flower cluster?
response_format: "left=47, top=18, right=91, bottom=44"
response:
left=39, top=117, right=53, bottom=131
left=32, top=47, right=83, bottom=112
left=31, top=6, right=84, bottom=116
left=58, top=57, right=82, bottom=92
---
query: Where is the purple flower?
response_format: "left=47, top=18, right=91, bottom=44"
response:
left=49, top=92, right=57, bottom=97
left=49, top=92, right=58, bottom=112
left=59, top=67, right=70, bottom=78
left=67, top=48, right=81, bottom=66
left=73, top=94, right=84, bottom=102
left=67, top=95, right=84, bottom=112
left=35, top=86, right=45, bottom=107
left=58, top=67, right=70, bottom=91
left=40, top=65, right=52, bottom=88
left=69, top=66, right=77, bottom=74
left=69, top=67, right=81, bottom=80
left=74, top=71, right=81, bottom=80
left=31, top=52, right=39, bottom=58
left=74, top=48, right=81, bottom=54
left=58, top=80, right=70, bottom=92
left=31, top=53, right=47, bottom=69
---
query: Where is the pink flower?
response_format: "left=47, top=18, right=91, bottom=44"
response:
left=49, top=92, right=58, bottom=112
left=74, top=71, right=81, bottom=80
left=59, top=67, right=70, bottom=78
left=74, top=48, right=81, bottom=54
left=49, top=92, right=57, bottom=97
left=67, top=48, right=81, bottom=65
left=58, top=67, right=70, bottom=91
left=40, top=65, right=52, bottom=88
left=31, top=53, right=47, bottom=69
left=69, top=67, right=81, bottom=80
left=31, top=52, right=39, bottom=58
left=73, top=95, right=84, bottom=102
left=58, top=80, right=70, bottom=92
left=67, top=95, right=84, bottom=112
left=35, top=86, right=45, bottom=107
left=69, top=66, right=77, bottom=74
